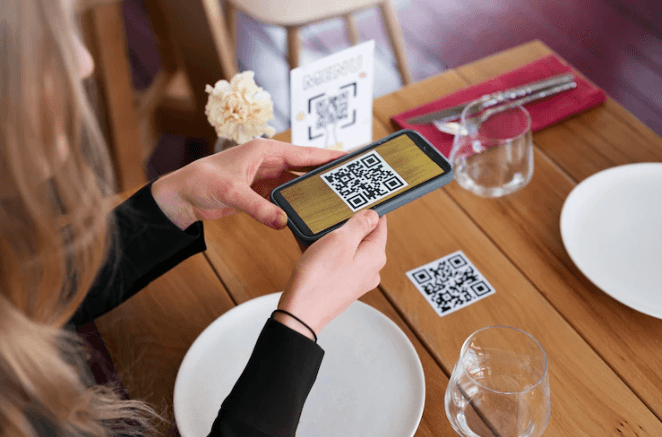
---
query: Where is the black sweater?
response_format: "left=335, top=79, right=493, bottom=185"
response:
left=69, top=183, right=324, bottom=437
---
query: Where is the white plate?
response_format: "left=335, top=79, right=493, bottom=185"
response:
left=174, top=293, right=426, bottom=437
left=560, top=163, right=662, bottom=319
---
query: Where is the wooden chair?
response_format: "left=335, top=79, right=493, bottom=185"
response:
left=225, top=0, right=413, bottom=85
left=79, top=0, right=237, bottom=191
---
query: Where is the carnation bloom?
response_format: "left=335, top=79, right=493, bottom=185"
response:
left=205, top=71, right=276, bottom=144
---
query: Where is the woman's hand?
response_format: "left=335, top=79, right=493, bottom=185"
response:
left=274, top=209, right=388, bottom=338
left=151, top=138, right=345, bottom=230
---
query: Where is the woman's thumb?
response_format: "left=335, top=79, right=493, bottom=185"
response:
left=339, top=209, right=379, bottom=246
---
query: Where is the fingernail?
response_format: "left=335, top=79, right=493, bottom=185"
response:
left=274, top=211, right=288, bottom=229
left=366, top=210, right=378, bottom=226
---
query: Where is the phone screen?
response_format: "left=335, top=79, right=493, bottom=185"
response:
left=278, top=133, right=446, bottom=235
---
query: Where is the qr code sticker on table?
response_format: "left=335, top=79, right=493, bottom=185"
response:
left=406, top=251, right=495, bottom=317
left=320, top=151, right=408, bottom=211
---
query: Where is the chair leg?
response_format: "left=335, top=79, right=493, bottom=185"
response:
left=379, top=1, right=412, bottom=85
left=199, top=0, right=238, bottom=79
left=226, top=1, right=237, bottom=53
left=344, top=13, right=360, bottom=45
left=287, top=26, right=301, bottom=69
left=142, top=0, right=179, bottom=73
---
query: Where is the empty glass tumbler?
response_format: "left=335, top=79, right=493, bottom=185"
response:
left=450, top=97, right=534, bottom=197
left=445, top=326, right=550, bottom=437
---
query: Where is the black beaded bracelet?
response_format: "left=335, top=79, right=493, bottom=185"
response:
left=271, top=309, right=317, bottom=342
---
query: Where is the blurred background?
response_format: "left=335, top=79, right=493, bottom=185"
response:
left=101, top=0, right=661, bottom=182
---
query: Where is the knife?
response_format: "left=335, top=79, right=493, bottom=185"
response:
left=434, top=80, right=578, bottom=135
left=405, top=73, right=575, bottom=125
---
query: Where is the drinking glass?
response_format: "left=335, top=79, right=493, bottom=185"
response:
left=449, top=96, right=533, bottom=197
left=445, top=326, right=550, bottom=437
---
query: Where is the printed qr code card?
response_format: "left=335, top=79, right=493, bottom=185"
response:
left=320, top=150, right=407, bottom=211
left=290, top=40, right=375, bottom=152
left=406, top=251, right=495, bottom=317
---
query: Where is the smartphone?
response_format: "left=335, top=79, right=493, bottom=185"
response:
left=270, top=129, right=454, bottom=244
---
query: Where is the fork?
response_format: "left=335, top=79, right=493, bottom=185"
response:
left=434, top=81, right=577, bottom=136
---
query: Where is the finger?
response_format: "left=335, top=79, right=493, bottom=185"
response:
left=252, top=171, right=299, bottom=198
left=286, top=161, right=345, bottom=174
left=336, top=209, right=380, bottom=249
left=252, top=142, right=346, bottom=182
left=368, top=273, right=382, bottom=291
left=356, top=215, right=388, bottom=262
left=225, top=184, right=288, bottom=229
left=266, top=141, right=347, bottom=170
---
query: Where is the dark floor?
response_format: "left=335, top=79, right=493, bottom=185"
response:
left=121, top=0, right=662, bottom=177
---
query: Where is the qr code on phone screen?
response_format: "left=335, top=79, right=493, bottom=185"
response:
left=406, top=251, right=495, bottom=317
left=320, top=151, right=407, bottom=211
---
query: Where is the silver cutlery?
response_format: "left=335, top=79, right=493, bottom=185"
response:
left=405, top=73, right=575, bottom=125
left=434, top=81, right=577, bottom=135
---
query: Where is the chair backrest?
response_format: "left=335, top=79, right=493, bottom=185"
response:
left=149, top=0, right=237, bottom=116
left=80, top=0, right=148, bottom=190
left=79, top=0, right=237, bottom=190
left=228, top=0, right=383, bottom=26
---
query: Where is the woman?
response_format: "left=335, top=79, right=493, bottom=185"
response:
left=0, top=0, right=388, bottom=436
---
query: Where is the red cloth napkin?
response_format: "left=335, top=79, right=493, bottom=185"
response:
left=390, top=54, right=606, bottom=157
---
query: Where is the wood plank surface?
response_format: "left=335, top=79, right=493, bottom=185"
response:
left=443, top=146, right=662, bottom=420
left=202, top=121, right=458, bottom=436
left=371, top=40, right=662, bottom=430
left=442, top=41, right=662, bottom=419
left=372, top=177, right=662, bottom=436
left=98, top=37, right=662, bottom=436
left=95, top=254, right=235, bottom=430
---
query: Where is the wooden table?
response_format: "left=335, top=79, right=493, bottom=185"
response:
left=95, top=40, right=662, bottom=436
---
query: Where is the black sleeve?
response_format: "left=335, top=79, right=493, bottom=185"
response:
left=208, top=318, right=325, bottom=437
left=69, top=181, right=207, bottom=326
left=70, top=183, right=323, bottom=436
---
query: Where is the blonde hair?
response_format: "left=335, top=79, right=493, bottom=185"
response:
left=1, top=0, right=160, bottom=435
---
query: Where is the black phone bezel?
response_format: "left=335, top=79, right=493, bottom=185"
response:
left=270, top=129, right=454, bottom=244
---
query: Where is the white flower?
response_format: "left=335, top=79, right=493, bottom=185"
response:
left=205, top=71, right=276, bottom=144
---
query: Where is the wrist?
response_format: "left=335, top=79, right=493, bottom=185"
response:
left=272, top=310, right=317, bottom=341
left=151, top=172, right=197, bottom=230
